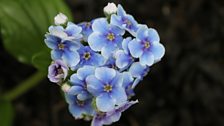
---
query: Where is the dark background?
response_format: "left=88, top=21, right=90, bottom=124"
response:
left=0, top=0, right=224, bottom=126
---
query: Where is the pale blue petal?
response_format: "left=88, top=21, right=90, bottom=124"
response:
left=95, top=67, right=116, bottom=83
left=88, top=33, right=106, bottom=51
left=122, top=37, right=132, bottom=53
left=68, top=86, right=83, bottom=95
left=111, top=87, right=127, bottom=105
left=150, top=42, right=165, bottom=61
left=148, top=28, right=160, bottom=42
left=115, top=50, right=132, bottom=69
left=51, top=50, right=63, bottom=60
left=91, top=53, right=105, bottom=66
left=77, top=92, right=90, bottom=101
left=44, top=35, right=60, bottom=49
left=110, top=25, right=125, bottom=35
left=63, top=40, right=81, bottom=51
left=101, top=45, right=117, bottom=59
left=117, top=4, right=126, bottom=16
left=122, top=72, right=134, bottom=87
left=110, top=73, right=123, bottom=87
left=92, top=18, right=108, bottom=33
left=65, top=22, right=82, bottom=36
left=62, top=49, right=80, bottom=67
left=128, top=39, right=143, bottom=58
left=70, top=74, right=83, bottom=85
left=69, top=104, right=82, bottom=119
left=86, top=75, right=104, bottom=96
left=136, top=26, right=148, bottom=40
left=140, top=51, right=154, bottom=66
left=96, top=93, right=115, bottom=112
left=77, top=66, right=95, bottom=81
left=129, top=62, right=148, bottom=78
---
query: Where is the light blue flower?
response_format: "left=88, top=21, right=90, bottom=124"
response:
left=88, top=18, right=125, bottom=58
left=111, top=4, right=138, bottom=36
left=86, top=67, right=127, bottom=112
left=78, top=21, right=93, bottom=42
left=68, top=66, right=95, bottom=101
left=122, top=72, right=135, bottom=98
left=128, top=26, right=165, bottom=66
left=78, top=46, right=105, bottom=67
left=91, top=100, right=138, bottom=126
left=115, top=37, right=134, bottom=69
left=65, top=93, right=95, bottom=119
left=45, top=23, right=83, bottom=68
left=48, top=60, right=68, bottom=83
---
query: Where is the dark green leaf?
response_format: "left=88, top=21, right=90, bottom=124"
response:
left=32, top=50, right=52, bottom=73
left=0, top=100, right=14, bottom=126
left=0, top=0, right=72, bottom=64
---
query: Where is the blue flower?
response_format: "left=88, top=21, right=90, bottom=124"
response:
left=91, top=100, right=138, bottom=126
left=45, top=23, right=82, bottom=68
left=122, top=72, right=135, bottom=98
left=129, top=62, right=150, bottom=80
left=103, top=57, right=117, bottom=70
left=68, top=66, right=95, bottom=101
left=111, top=4, right=138, bottom=36
left=115, top=37, right=134, bottom=69
left=78, top=46, right=105, bottom=67
left=78, top=21, right=93, bottom=42
left=48, top=60, right=68, bottom=83
left=88, top=18, right=125, bottom=58
left=86, top=67, right=127, bottom=112
left=65, top=93, right=95, bottom=119
left=128, top=26, right=165, bottom=66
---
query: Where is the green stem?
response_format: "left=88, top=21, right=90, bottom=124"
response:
left=2, top=71, right=45, bottom=101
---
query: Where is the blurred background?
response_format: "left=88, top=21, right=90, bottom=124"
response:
left=0, top=0, right=223, bottom=126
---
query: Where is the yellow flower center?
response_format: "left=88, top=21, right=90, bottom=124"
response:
left=144, top=42, right=150, bottom=49
left=107, top=33, right=115, bottom=41
left=104, top=84, right=112, bottom=92
left=58, top=43, right=65, bottom=50
left=83, top=52, right=91, bottom=60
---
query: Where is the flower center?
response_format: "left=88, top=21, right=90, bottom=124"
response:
left=107, top=33, right=115, bottom=41
left=83, top=52, right=91, bottom=60
left=124, top=19, right=132, bottom=27
left=144, top=41, right=150, bottom=49
left=85, top=22, right=91, bottom=28
left=76, top=100, right=85, bottom=106
left=58, top=43, right=65, bottom=50
left=104, top=84, right=112, bottom=92
left=56, top=67, right=64, bottom=75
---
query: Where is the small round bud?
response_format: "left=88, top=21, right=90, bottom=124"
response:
left=103, top=3, right=117, bottom=15
left=54, top=13, right=68, bottom=25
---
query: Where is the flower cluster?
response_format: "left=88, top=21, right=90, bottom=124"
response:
left=45, top=3, right=165, bottom=126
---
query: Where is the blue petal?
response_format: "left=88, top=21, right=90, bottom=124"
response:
left=109, top=25, right=125, bottom=35
left=129, top=62, right=148, bottom=78
left=44, top=35, right=60, bottom=49
left=140, top=51, right=154, bottom=66
left=128, top=39, right=143, bottom=58
left=92, top=18, right=108, bottom=33
left=110, top=73, right=123, bottom=87
left=69, top=103, right=83, bottom=119
left=77, top=66, right=95, bottom=81
left=122, top=72, right=134, bottom=88
left=117, top=4, right=126, bottom=16
left=49, top=25, right=64, bottom=33
left=51, top=50, right=63, bottom=60
left=148, top=28, right=160, bottom=42
left=70, top=74, right=83, bottom=85
left=88, top=33, right=106, bottom=51
left=64, top=93, right=75, bottom=104
left=101, top=44, right=117, bottom=58
left=62, top=49, right=80, bottom=68
left=96, top=93, right=115, bottom=112
left=111, top=87, right=127, bottom=105
left=122, top=37, right=132, bottom=54
left=136, top=26, right=149, bottom=40
left=68, top=86, right=83, bottom=95
left=115, top=50, right=132, bottom=69
left=77, top=92, right=90, bottom=101
left=63, top=40, right=80, bottom=51
left=110, top=14, right=122, bottom=28
left=65, top=22, right=82, bottom=36
left=91, top=53, right=105, bottom=66
left=86, top=75, right=104, bottom=96
left=95, top=67, right=116, bottom=84
left=150, top=42, right=165, bottom=62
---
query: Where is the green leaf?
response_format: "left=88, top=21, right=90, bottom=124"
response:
left=0, top=0, right=72, bottom=64
left=0, top=100, right=14, bottom=126
left=32, top=50, right=52, bottom=73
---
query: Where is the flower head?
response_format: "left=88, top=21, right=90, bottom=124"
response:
left=128, top=26, right=165, bottom=66
left=88, top=18, right=124, bottom=58
left=78, top=21, right=94, bottom=41
left=86, top=67, right=127, bottom=112
left=54, top=13, right=68, bottom=25
left=111, top=5, right=139, bottom=36
left=48, top=60, right=68, bottom=83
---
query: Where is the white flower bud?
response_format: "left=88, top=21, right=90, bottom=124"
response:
left=61, top=83, right=71, bottom=92
left=103, top=3, right=117, bottom=15
left=54, top=13, right=68, bottom=25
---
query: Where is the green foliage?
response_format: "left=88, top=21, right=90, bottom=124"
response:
left=0, top=100, right=14, bottom=126
left=0, top=0, right=72, bottom=71
left=32, top=50, right=52, bottom=73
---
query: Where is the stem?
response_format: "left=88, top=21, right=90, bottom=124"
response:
left=2, top=71, right=45, bottom=101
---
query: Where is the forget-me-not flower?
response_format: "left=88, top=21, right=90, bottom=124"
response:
left=78, top=21, right=93, bottom=41
left=48, top=60, right=68, bottom=83
left=86, top=67, right=127, bottom=112
left=111, top=4, right=138, bottom=36
left=128, top=26, right=165, bottom=66
left=88, top=18, right=125, bottom=58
